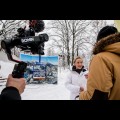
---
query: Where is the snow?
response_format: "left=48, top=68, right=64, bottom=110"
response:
left=0, top=60, right=15, bottom=78
left=0, top=60, right=70, bottom=100
left=21, top=68, right=70, bottom=100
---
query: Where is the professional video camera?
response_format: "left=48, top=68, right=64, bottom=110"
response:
left=1, top=20, right=49, bottom=78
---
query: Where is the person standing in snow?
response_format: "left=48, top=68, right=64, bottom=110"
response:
left=80, top=26, right=120, bottom=100
left=65, top=56, right=88, bottom=100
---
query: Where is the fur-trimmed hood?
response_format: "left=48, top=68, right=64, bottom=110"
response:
left=93, top=33, right=120, bottom=55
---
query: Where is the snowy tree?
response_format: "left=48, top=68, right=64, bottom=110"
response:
left=0, top=20, right=27, bottom=39
left=83, top=20, right=107, bottom=62
left=46, top=47, right=56, bottom=56
left=88, top=20, right=107, bottom=46
left=47, top=20, right=71, bottom=66
left=43, top=20, right=109, bottom=69
left=47, top=20, right=92, bottom=66
left=0, top=20, right=28, bottom=56
left=68, top=20, right=92, bottom=64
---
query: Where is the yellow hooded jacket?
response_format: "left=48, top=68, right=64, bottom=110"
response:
left=80, top=33, right=120, bottom=100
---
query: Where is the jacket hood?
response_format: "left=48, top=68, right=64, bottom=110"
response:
left=93, top=33, right=120, bottom=55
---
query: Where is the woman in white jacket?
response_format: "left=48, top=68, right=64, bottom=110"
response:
left=65, top=56, right=88, bottom=100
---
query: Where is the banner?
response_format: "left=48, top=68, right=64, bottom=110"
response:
left=20, top=53, right=58, bottom=84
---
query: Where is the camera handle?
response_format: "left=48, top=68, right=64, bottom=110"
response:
left=12, top=62, right=27, bottom=78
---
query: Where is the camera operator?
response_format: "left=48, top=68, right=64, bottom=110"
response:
left=0, top=20, right=48, bottom=100
left=0, top=74, right=26, bottom=100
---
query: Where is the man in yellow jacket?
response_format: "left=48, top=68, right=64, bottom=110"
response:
left=80, top=25, right=120, bottom=100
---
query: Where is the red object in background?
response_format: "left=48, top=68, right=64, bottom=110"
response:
left=29, top=20, right=45, bottom=33
left=29, top=20, right=37, bottom=27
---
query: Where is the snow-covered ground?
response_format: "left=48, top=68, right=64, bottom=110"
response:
left=21, top=68, right=70, bottom=100
left=0, top=60, right=70, bottom=100
left=0, top=60, right=15, bottom=78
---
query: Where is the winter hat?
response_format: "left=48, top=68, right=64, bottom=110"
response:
left=97, top=26, right=118, bottom=42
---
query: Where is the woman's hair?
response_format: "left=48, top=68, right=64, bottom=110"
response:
left=73, top=56, right=83, bottom=64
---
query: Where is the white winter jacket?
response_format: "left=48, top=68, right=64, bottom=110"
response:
left=65, top=70, right=88, bottom=100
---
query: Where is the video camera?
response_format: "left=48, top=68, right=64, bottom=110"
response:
left=1, top=20, right=49, bottom=78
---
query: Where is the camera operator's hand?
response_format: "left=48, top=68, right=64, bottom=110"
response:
left=80, top=87, right=84, bottom=92
left=6, top=74, right=26, bottom=94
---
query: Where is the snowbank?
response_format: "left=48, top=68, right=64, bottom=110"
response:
left=0, top=60, right=15, bottom=78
